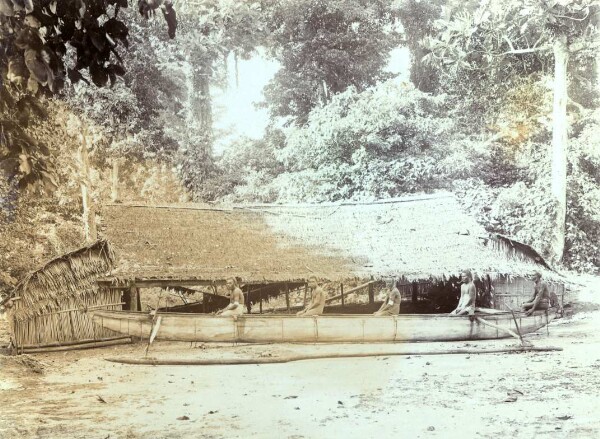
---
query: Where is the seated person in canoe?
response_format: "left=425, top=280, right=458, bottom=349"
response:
left=216, top=277, right=245, bottom=317
left=521, top=271, right=550, bottom=316
left=450, top=270, right=476, bottom=316
left=296, top=276, right=326, bottom=316
left=374, top=279, right=401, bottom=316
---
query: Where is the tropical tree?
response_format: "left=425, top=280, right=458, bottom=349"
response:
left=172, top=0, right=267, bottom=197
left=423, top=0, right=600, bottom=264
left=0, top=0, right=176, bottom=194
left=394, top=0, right=445, bottom=92
left=262, top=0, right=401, bottom=125
left=229, top=80, right=458, bottom=202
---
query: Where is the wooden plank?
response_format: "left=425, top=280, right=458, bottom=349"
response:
left=20, top=336, right=132, bottom=350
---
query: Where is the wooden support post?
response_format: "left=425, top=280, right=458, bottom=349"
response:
left=259, top=290, right=263, bottom=314
left=203, top=293, right=206, bottom=313
left=285, top=283, right=290, bottom=314
left=122, top=288, right=131, bottom=310
left=303, top=283, right=308, bottom=307
left=486, top=274, right=494, bottom=309
left=368, top=276, right=374, bottom=304
left=129, top=286, right=139, bottom=311
left=340, top=283, right=344, bottom=307
left=412, top=281, right=418, bottom=303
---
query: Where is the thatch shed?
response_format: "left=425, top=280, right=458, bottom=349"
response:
left=99, top=192, right=570, bottom=312
left=6, top=240, right=125, bottom=352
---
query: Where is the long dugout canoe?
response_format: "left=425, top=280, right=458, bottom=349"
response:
left=92, top=309, right=555, bottom=343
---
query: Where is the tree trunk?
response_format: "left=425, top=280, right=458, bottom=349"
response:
left=234, top=51, right=239, bottom=89
left=79, top=128, right=96, bottom=243
left=550, top=36, right=569, bottom=264
left=196, top=61, right=214, bottom=138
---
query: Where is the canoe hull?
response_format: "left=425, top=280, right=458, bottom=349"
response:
left=92, top=310, right=555, bottom=343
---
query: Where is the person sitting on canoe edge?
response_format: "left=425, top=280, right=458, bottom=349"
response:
left=216, top=277, right=245, bottom=317
left=296, top=276, right=326, bottom=316
left=373, top=279, right=401, bottom=316
left=521, top=271, right=550, bottom=316
left=449, top=270, right=476, bottom=316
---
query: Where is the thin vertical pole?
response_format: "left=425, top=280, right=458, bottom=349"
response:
left=259, top=290, right=263, bottom=314
left=340, top=283, right=344, bottom=307
left=285, top=283, right=290, bottom=314
left=111, top=159, right=120, bottom=202
left=368, top=276, right=374, bottom=304
left=79, top=126, right=96, bottom=243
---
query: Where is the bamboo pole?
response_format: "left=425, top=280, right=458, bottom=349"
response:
left=35, top=303, right=125, bottom=317
left=105, top=346, right=563, bottom=366
left=325, top=281, right=377, bottom=304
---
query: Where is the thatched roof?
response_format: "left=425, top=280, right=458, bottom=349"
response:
left=99, top=204, right=357, bottom=283
left=251, top=193, right=559, bottom=280
left=100, top=192, right=558, bottom=282
left=10, top=240, right=115, bottom=320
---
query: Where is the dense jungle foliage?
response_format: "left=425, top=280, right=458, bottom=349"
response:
left=1, top=0, right=599, bottom=292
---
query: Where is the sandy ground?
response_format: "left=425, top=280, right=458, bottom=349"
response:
left=2, top=282, right=600, bottom=439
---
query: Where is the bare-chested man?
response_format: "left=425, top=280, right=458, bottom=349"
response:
left=450, top=270, right=476, bottom=316
left=296, top=276, right=326, bottom=316
left=216, top=277, right=245, bottom=317
left=521, top=271, right=550, bottom=316
left=374, top=280, right=402, bottom=316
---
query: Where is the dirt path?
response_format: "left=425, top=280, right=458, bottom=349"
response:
left=1, top=311, right=600, bottom=439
